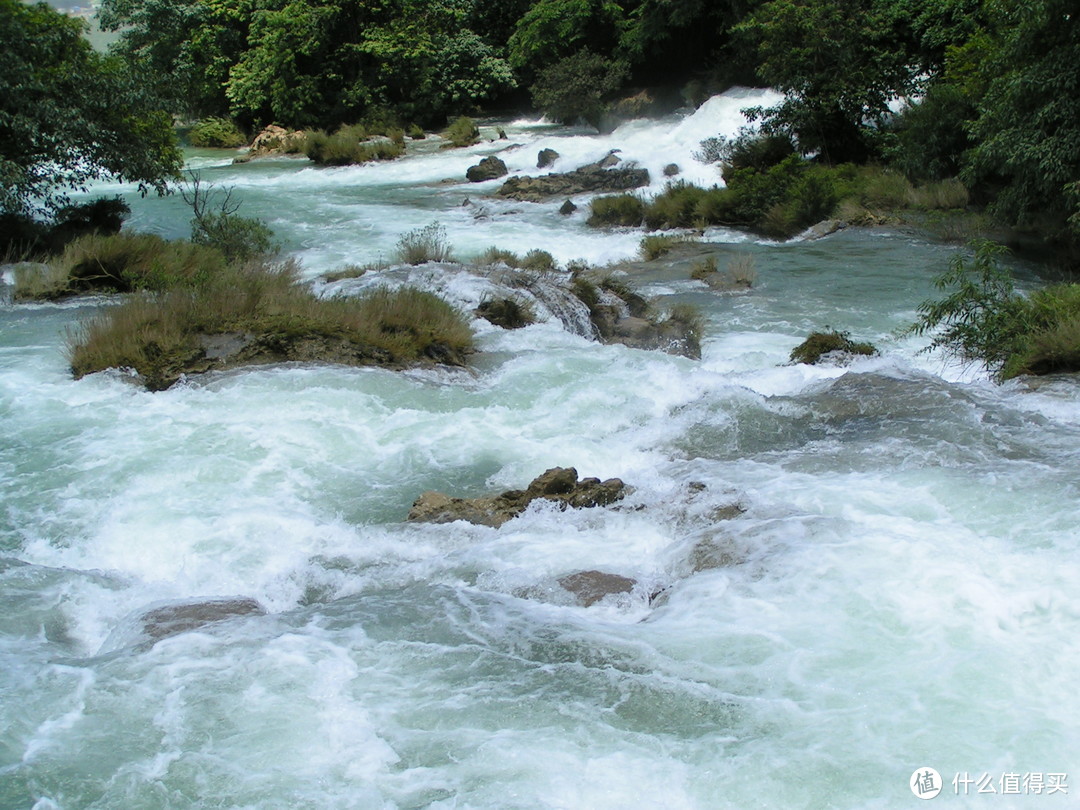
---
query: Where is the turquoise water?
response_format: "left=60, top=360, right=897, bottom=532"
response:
left=1, top=91, right=1077, bottom=808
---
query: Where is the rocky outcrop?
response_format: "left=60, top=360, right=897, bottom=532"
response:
left=407, top=467, right=627, bottom=528
left=234, top=125, right=305, bottom=162
left=466, top=156, right=508, bottom=183
left=497, top=157, right=649, bottom=202
left=537, top=148, right=560, bottom=168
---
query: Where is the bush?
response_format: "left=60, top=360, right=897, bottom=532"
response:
left=476, top=246, right=521, bottom=267
left=689, top=256, right=718, bottom=280
left=790, top=330, right=877, bottom=364
left=443, top=117, right=480, bottom=148
left=905, top=240, right=1067, bottom=380
left=304, top=125, right=405, bottom=165
left=587, top=194, right=645, bottom=227
left=188, top=118, right=245, bottom=149
left=397, top=223, right=452, bottom=265
left=15, top=232, right=228, bottom=300
left=530, top=49, right=629, bottom=130
left=191, top=211, right=277, bottom=264
left=695, top=129, right=795, bottom=175
left=644, top=182, right=715, bottom=229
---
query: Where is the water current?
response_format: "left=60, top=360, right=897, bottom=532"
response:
left=1, top=90, right=1077, bottom=808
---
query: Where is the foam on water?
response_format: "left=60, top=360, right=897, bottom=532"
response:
left=3, top=94, right=1080, bottom=808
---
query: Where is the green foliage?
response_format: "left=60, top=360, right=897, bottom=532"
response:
left=588, top=194, right=645, bottom=227
left=964, top=0, right=1080, bottom=241
left=508, top=0, right=626, bottom=74
left=304, top=125, right=405, bottom=165
left=476, top=246, right=522, bottom=267
left=911, top=240, right=1080, bottom=379
left=0, top=0, right=182, bottom=218
left=530, top=50, right=629, bottom=130
left=790, top=330, right=877, bottom=364
left=695, top=129, right=795, bottom=175
left=888, top=84, right=976, bottom=183
left=690, top=256, right=718, bottom=280
left=0, top=197, right=130, bottom=259
left=191, top=212, right=277, bottom=264
left=443, top=117, right=480, bottom=148
left=397, top=223, right=452, bottom=265
left=188, top=117, right=246, bottom=148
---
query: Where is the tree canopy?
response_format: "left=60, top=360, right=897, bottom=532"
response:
left=0, top=0, right=182, bottom=218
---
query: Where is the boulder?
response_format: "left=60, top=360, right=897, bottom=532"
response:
left=497, top=158, right=650, bottom=202
left=596, top=150, right=622, bottom=169
left=237, top=125, right=305, bottom=162
left=407, top=467, right=627, bottom=528
left=138, top=598, right=266, bottom=643
left=663, top=163, right=681, bottom=177
left=557, top=570, right=636, bottom=607
left=466, top=156, right=508, bottom=183
left=558, top=199, right=578, bottom=216
left=537, top=148, right=560, bottom=168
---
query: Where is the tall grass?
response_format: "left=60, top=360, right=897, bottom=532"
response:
left=304, top=124, right=405, bottom=166
left=66, top=258, right=474, bottom=388
left=397, top=223, right=453, bottom=265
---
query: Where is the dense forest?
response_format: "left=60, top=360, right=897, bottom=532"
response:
left=2, top=0, right=1079, bottom=255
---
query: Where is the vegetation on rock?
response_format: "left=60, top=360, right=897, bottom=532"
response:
left=790, top=330, right=878, bottom=365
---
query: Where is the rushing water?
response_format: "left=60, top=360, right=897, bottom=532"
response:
left=2, top=90, right=1078, bottom=809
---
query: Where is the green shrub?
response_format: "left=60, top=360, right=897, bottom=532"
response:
left=188, top=117, right=246, bottom=149
left=408, top=124, right=426, bottom=140
left=904, top=240, right=1076, bottom=380
left=304, top=125, right=405, bottom=165
left=587, top=194, right=644, bottom=227
left=790, top=330, right=877, bottom=364
left=191, top=211, right=277, bottom=264
left=396, top=223, right=452, bottom=265
left=695, top=130, right=795, bottom=175
left=570, top=276, right=600, bottom=311
left=644, top=182, right=713, bottom=229
left=444, top=117, right=480, bottom=148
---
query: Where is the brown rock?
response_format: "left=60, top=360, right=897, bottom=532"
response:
left=558, top=570, right=636, bottom=606
left=537, top=148, right=560, bottom=168
left=466, top=156, right=508, bottom=182
left=139, top=598, right=266, bottom=643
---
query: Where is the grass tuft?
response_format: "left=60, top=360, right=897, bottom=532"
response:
left=396, top=223, right=453, bottom=265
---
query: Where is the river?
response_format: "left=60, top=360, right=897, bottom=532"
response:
left=1, top=90, right=1077, bottom=808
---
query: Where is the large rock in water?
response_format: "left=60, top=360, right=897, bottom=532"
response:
left=234, top=125, right=305, bottom=162
left=496, top=158, right=649, bottom=202
left=466, top=156, right=508, bottom=182
left=407, top=467, right=626, bottom=527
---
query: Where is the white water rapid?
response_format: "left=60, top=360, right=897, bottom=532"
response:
left=1, top=89, right=1077, bottom=809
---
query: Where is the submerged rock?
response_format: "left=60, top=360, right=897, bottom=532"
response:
left=466, top=156, right=508, bottom=183
left=139, top=598, right=266, bottom=642
left=407, top=467, right=627, bottom=528
left=557, top=570, right=636, bottom=606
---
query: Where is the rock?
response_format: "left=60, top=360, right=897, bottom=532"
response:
left=663, top=163, right=681, bottom=177
left=537, top=148, right=560, bottom=168
left=497, top=128, right=507, bottom=140
left=559, top=199, right=578, bottom=216
left=475, top=298, right=534, bottom=329
left=596, top=150, right=622, bottom=169
left=239, top=125, right=306, bottom=161
left=138, top=597, right=266, bottom=643
left=799, top=219, right=847, bottom=240
left=407, top=467, right=627, bottom=527
left=558, top=570, right=636, bottom=607
left=497, top=159, right=650, bottom=202
left=466, top=156, right=508, bottom=183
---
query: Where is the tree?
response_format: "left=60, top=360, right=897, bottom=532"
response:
left=0, top=0, right=182, bottom=218
left=964, top=0, right=1080, bottom=241
left=530, top=49, right=629, bottom=130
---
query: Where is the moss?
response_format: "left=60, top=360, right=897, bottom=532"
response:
left=639, top=234, right=694, bottom=261
left=790, top=330, right=877, bottom=365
